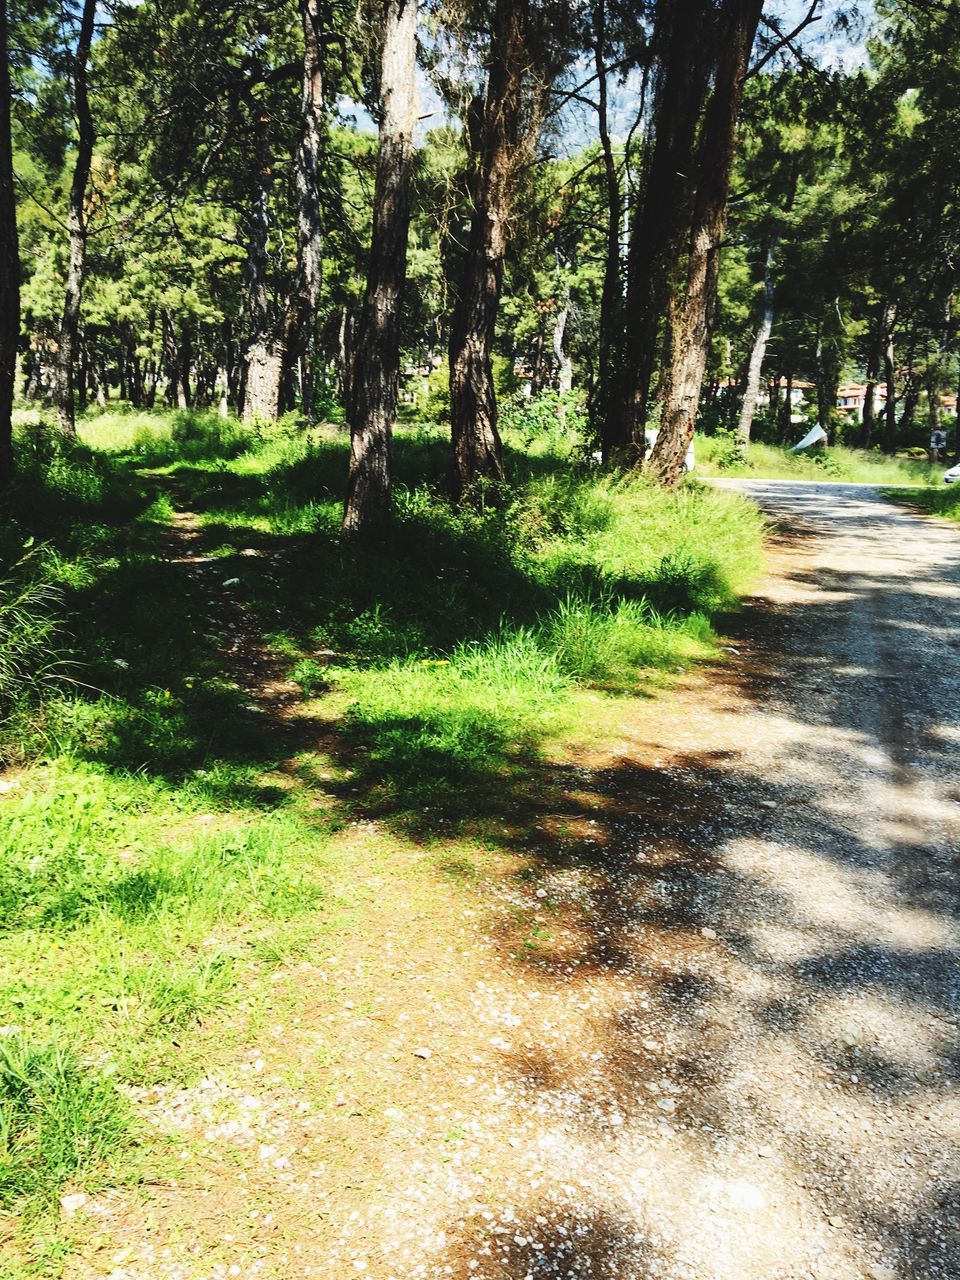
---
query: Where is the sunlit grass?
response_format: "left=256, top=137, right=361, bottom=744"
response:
left=696, top=435, right=941, bottom=486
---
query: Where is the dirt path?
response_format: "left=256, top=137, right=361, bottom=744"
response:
left=73, top=482, right=959, bottom=1280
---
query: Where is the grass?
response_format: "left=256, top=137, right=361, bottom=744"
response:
left=886, top=483, right=960, bottom=521
left=696, top=433, right=942, bottom=486
left=0, top=402, right=765, bottom=1261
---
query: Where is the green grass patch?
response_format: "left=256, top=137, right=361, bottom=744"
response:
left=696, top=435, right=941, bottom=486
left=885, top=483, right=960, bottom=520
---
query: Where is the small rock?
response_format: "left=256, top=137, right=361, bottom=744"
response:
left=701, top=927, right=717, bottom=940
left=412, top=1046, right=432, bottom=1060
left=759, top=799, right=777, bottom=809
left=865, top=1265, right=896, bottom=1280
left=656, top=1097, right=676, bottom=1114
left=757, top=1145, right=774, bottom=1159
left=60, top=1192, right=87, bottom=1216
left=828, top=1214, right=844, bottom=1229
left=223, top=577, right=240, bottom=587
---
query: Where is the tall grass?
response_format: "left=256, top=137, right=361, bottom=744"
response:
left=0, top=1033, right=127, bottom=1210
left=0, top=570, right=64, bottom=715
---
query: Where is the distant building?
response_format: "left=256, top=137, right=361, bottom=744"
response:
left=836, top=383, right=888, bottom=420
left=756, top=378, right=813, bottom=407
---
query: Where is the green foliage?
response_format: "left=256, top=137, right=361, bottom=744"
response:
left=0, top=1034, right=127, bottom=1211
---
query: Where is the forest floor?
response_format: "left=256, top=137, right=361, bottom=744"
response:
left=2, top=427, right=958, bottom=1280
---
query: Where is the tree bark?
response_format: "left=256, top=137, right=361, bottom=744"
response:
left=449, top=0, right=529, bottom=499
left=54, top=0, right=96, bottom=438
left=882, top=303, right=897, bottom=454
left=552, top=264, right=573, bottom=405
left=285, top=0, right=325, bottom=421
left=613, top=0, right=716, bottom=464
left=243, top=116, right=283, bottom=424
left=859, top=314, right=881, bottom=447
left=592, top=0, right=623, bottom=461
left=735, top=229, right=779, bottom=453
left=648, top=0, right=763, bottom=486
left=342, top=0, right=417, bottom=538
left=0, top=0, right=18, bottom=488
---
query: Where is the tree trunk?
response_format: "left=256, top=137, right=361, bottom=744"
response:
left=342, top=0, right=418, bottom=538
left=778, top=370, right=793, bottom=440
left=552, top=264, right=573, bottom=410
left=859, top=315, right=882, bottom=447
left=0, top=0, right=18, bottom=488
left=592, top=0, right=623, bottom=461
left=449, top=0, right=530, bottom=498
left=337, top=306, right=352, bottom=409
left=735, top=229, right=779, bottom=453
left=614, top=0, right=717, bottom=463
left=882, top=303, right=897, bottom=454
left=54, top=0, right=96, bottom=438
left=243, top=117, right=283, bottom=424
left=285, top=0, right=325, bottom=421
left=648, top=0, right=763, bottom=486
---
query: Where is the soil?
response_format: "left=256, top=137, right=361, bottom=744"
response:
left=65, top=481, right=960, bottom=1280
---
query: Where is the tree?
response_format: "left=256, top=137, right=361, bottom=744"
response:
left=0, top=0, right=17, bottom=487
left=343, top=0, right=418, bottom=538
left=54, top=0, right=96, bottom=438
left=648, top=0, right=764, bottom=485
left=448, top=0, right=531, bottom=497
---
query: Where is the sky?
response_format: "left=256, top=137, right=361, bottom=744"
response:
left=337, top=0, right=878, bottom=146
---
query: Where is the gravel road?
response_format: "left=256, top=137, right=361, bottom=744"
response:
left=379, top=480, right=960, bottom=1280
left=82, top=482, right=960, bottom=1280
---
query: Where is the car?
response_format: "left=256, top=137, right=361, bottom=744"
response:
left=944, top=463, right=960, bottom=484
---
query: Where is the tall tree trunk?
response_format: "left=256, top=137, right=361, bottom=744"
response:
left=592, top=0, right=622, bottom=461
left=449, top=0, right=529, bottom=499
left=179, top=322, right=192, bottom=407
left=614, top=0, right=716, bottom=463
left=342, top=0, right=417, bottom=538
left=285, top=0, right=325, bottom=421
left=54, top=0, right=96, bottom=438
left=735, top=229, right=779, bottom=453
left=882, top=303, right=897, bottom=454
left=243, top=117, right=283, bottom=424
left=648, top=0, right=763, bottom=486
left=0, top=0, right=18, bottom=488
left=552, top=261, right=573, bottom=410
left=859, top=315, right=882, bottom=447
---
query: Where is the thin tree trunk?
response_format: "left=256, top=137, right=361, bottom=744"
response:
left=342, top=0, right=417, bottom=538
left=285, top=0, right=325, bottom=421
left=449, top=0, right=529, bottom=498
left=54, top=0, right=96, bottom=438
left=592, top=0, right=623, bottom=461
left=859, top=315, right=881, bottom=447
left=735, top=229, right=779, bottom=453
left=882, top=303, right=897, bottom=454
left=243, top=117, right=283, bottom=424
left=648, top=0, right=763, bottom=486
left=0, top=0, right=18, bottom=487
left=552, top=270, right=573, bottom=414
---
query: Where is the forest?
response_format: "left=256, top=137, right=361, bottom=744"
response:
left=0, top=0, right=959, bottom=1273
